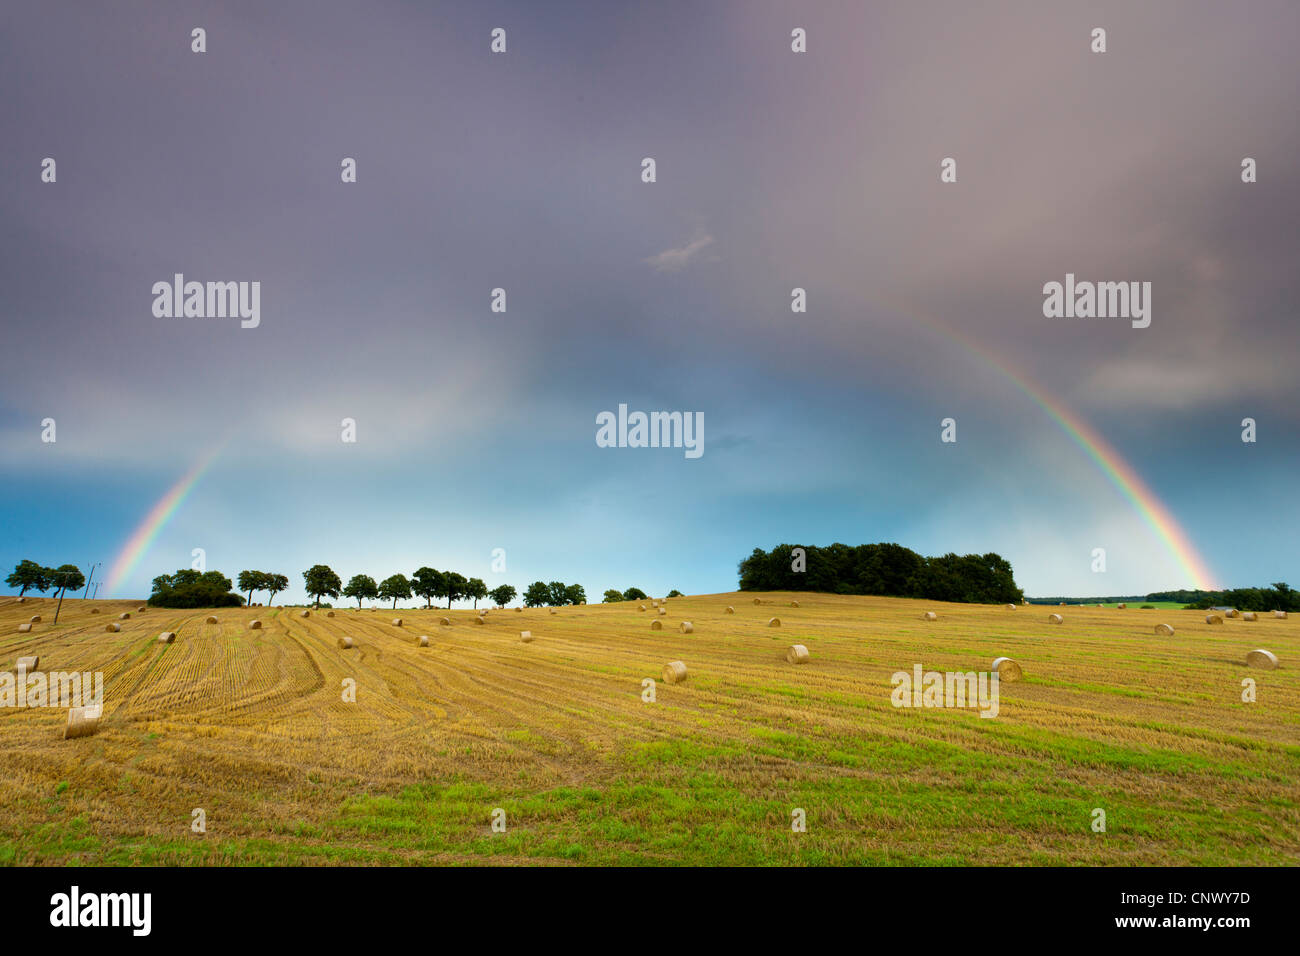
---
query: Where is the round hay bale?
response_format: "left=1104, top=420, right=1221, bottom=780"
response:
left=17, top=623, right=31, bottom=633
left=922, top=611, right=937, bottom=621
left=725, top=606, right=734, bottom=614
left=299, top=610, right=310, bottom=618
left=789, top=600, right=800, bottom=608
left=1117, top=603, right=1127, bottom=609
left=991, top=657, right=1022, bottom=681
left=639, top=605, right=646, bottom=611
left=1245, top=648, right=1279, bottom=670
left=205, top=615, right=218, bottom=624
left=520, top=630, right=534, bottom=643
left=1242, top=611, right=1257, bottom=622
left=16, top=596, right=25, bottom=603
left=650, top=620, right=663, bottom=631
left=1058, top=602, right=1066, bottom=606
left=662, top=660, right=688, bottom=684
left=249, top=619, right=262, bottom=629
left=680, top=621, right=694, bottom=634
left=786, top=644, right=810, bottom=664
left=64, top=704, right=102, bottom=740
left=753, top=598, right=761, bottom=605
left=651, top=600, right=660, bottom=607
left=1048, top=613, right=1063, bottom=624
left=158, top=631, right=175, bottom=644
left=90, top=608, right=100, bottom=614
left=658, top=608, right=667, bottom=616
left=515, top=607, right=523, bottom=613
left=338, top=636, right=354, bottom=649
left=105, top=623, right=120, bottom=632
left=16, top=655, right=39, bottom=673
left=549, top=609, right=557, bottom=615
left=1005, top=604, right=1016, bottom=610
left=326, top=610, right=335, bottom=617
left=417, top=635, right=429, bottom=647
left=1226, top=609, right=1240, bottom=618
left=1274, top=610, right=1287, bottom=619
left=474, top=616, right=485, bottom=625
left=29, top=615, right=41, bottom=623
left=137, top=606, right=146, bottom=613
left=768, top=617, right=781, bottom=627
left=118, top=612, right=131, bottom=620
left=392, top=618, right=403, bottom=627
left=438, top=617, right=451, bottom=626
left=1206, top=614, right=1223, bottom=625
left=1154, top=623, right=1175, bottom=636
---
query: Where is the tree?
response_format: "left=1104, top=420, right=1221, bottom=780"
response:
left=666, top=589, right=683, bottom=598
left=49, top=564, right=85, bottom=600
left=343, top=574, right=379, bottom=608
left=546, top=581, right=569, bottom=606
left=148, top=568, right=242, bottom=608
left=622, top=587, right=647, bottom=602
left=411, top=567, right=441, bottom=608
left=603, top=589, right=624, bottom=603
left=303, top=565, right=342, bottom=608
left=264, top=573, right=289, bottom=606
left=378, top=573, right=412, bottom=609
left=1271, top=582, right=1295, bottom=612
left=6, top=560, right=51, bottom=597
left=465, top=577, right=488, bottom=610
left=441, top=571, right=468, bottom=609
left=737, top=542, right=1022, bottom=605
left=523, top=581, right=550, bottom=607
left=237, top=570, right=265, bottom=606
left=489, top=584, right=517, bottom=608
left=565, top=583, right=586, bottom=605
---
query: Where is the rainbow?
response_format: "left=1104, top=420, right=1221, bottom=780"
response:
left=103, top=444, right=226, bottom=597
left=99, top=314, right=1218, bottom=595
left=898, top=305, right=1218, bottom=591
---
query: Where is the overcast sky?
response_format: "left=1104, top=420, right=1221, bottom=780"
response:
left=2, top=1, right=1297, bottom=602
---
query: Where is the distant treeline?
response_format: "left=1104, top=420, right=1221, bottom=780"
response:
left=1027, top=584, right=1298, bottom=612
left=1150, top=584, right=1298, bottom=612
left=738, top=543, right=1023, bottom=604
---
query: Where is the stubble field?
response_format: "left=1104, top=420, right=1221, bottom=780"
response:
left=1, top=592, right=1296, bottom=865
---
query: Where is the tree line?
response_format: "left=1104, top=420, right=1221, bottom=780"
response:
left=7, top=559, right=610, bottom=611
left=1148, top=583, right=1298, bottom=612
left=599, top=588, right=680, bottom=602
left=6, top=559, right=86, bottom=598
left=300, top=565, right=503, bottom=609
left=737, top=542, right=1024, bottom=605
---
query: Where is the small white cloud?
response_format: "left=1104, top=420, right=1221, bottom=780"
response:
left=644, top=232, right=715, bottom=272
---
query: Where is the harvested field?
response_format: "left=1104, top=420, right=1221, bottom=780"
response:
left=0, top=592, right=1296, bottom=866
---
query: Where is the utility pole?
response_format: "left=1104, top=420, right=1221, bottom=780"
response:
left=83, top=561, right=100, bottom=600
left=53, top=569, right=71, bottom=624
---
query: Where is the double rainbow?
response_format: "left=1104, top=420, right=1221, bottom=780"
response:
left=102, top=320, right=1218, bottom=596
